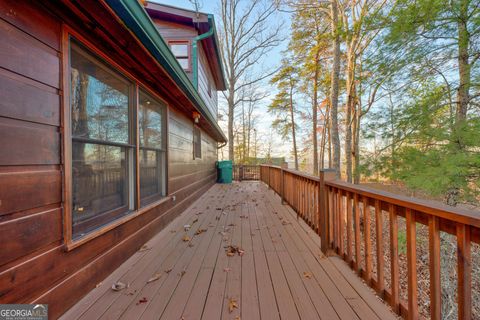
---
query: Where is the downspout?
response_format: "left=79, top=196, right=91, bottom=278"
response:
left=192, top=14, right=214, bottom=89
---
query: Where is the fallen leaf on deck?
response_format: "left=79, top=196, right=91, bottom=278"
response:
left=303, top=272, right=312, bottom=279
left=228, top=223, right=236, bottom=227
left=182, top=235, right=191, bottom=242
left=188, top=243, right=194, bottom=247
left=136, top=297, right=148, bottom=305
left=95, top=282, right=103, bottom=288
left=165, top=268, right=172, bottom=274
left=178, top=270, right=186, bottom=277
left=235, top=317, right=241, bottom=320
left=111, top=281, right=128, bottom=291
left=215, top=216, right=220, bottom=220
left=184, top=225, right=191, bottom=231
left=282, top=220, right=290, bottom=225
left=139, top=244, right=151, bottom=252
left=216, top=207, right=222, bottom=211
left=239, top=215, right=248, bottom=219
left=147, top=273, right=162, bottom=284
left=223, top=267, right=231, bottom=272
left=170, top=230, right=177, bottom=233
left=228, top=298, right=239, bottom=313
left=225, top=245, right=244, bottom=257
left=192, top=218, right=198, bottom=224
left=195, top=228, right=207, bottom=235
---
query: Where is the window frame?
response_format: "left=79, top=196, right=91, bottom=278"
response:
left=62, top=26, right=170, bottom=251
left=167, top=39, right=192, bottom=72
left=138, top=88, right=168, bottom=206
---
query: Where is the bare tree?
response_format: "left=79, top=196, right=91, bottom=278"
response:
left=218, top=0, right=283, bottom=162
left=330, top=0, right=341, bottom=178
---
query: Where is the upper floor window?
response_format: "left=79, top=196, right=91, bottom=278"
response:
left=168, top=40, right=190, bottom=71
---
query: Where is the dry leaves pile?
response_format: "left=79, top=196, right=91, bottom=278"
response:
left=225, top=245, right=245, bottom=257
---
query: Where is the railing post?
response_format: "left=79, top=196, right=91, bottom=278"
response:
left=267, top=166, right=270, bottom=188
left=239, top=165, right=244, bottom=182
left=319, top=169, right=336, bottom=255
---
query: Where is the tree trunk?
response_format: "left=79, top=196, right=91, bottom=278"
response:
left=456, top=0, right=470, bottom=124
left=312, top=51, right=320, bottom=175
left=352, top=109, right=361, bottom=184
left=290, top=83, right=299, bottom=170
left=228, top=92, right=235, bottom=162
left=330, top=0, right=341, bottom=178
left=345, top=47, right=355, bottom=183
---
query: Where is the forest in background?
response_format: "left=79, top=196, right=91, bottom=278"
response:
left=216, top=0, right=480, bottom=210
left=214, top=3, right=480, bottom=316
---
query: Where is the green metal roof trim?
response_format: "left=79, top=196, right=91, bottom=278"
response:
left=105, top=0, right=227, bottom=143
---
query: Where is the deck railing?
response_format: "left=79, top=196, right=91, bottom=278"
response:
left=260, top=164, right=479, bottom=320
left=233, top=165, right=260, bottom=181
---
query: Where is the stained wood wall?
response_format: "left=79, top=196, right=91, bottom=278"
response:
left=0, top=1, right=218, bottom=318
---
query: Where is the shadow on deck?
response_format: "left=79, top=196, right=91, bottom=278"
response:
left=62, top=182, right=397, bottom=320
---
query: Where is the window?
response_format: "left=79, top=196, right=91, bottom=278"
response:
left=168, top=40, right=190, bottom=71
left=193, top=126, right=201, bottom=159
left=207, top=80, right=212, bottom=98
left=68, top=39, right=167, bottom=241
left=139, top=90, right=166, bottom=205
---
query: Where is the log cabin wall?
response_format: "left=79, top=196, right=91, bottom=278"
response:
left=197, top=45, right=219, bottom=118
left=0, top=1, right=219, bottom=318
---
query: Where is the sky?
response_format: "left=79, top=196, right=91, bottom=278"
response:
left=151, top=0, right=294, bottom=160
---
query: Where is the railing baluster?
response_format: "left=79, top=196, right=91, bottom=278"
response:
left=428, top=215, right=441, bottom=319
left=406, top=208, right=418, bottom=320
left=375, top=199, right=384, bottom=296
left=346, top=192, right=353, bottom=265
left=457, top=223, right=471, bottom=320
left=363, top=196, right=372, bottom=284
left=354, top=193, right=361, bottom=273
left=389, top=204, right=399, bottom=313
left=337, top=189, right=344, bottom=256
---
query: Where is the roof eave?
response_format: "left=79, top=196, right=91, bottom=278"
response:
left=105, top=0, right=227, bottom=143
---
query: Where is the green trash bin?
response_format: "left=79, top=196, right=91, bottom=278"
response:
left=216, top=160, right=233, bottom=183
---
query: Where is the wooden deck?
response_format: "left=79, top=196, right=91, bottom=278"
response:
left=62, top=182, right=397, bottom=320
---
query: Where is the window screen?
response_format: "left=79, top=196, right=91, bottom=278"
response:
left=70, top=40, right=134, bottom=239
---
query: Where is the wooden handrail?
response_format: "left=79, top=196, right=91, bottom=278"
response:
left=259, top=164, right=479, bottom=320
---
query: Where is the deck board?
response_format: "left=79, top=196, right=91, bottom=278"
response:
left=62, top=182, right=397, bottom=320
